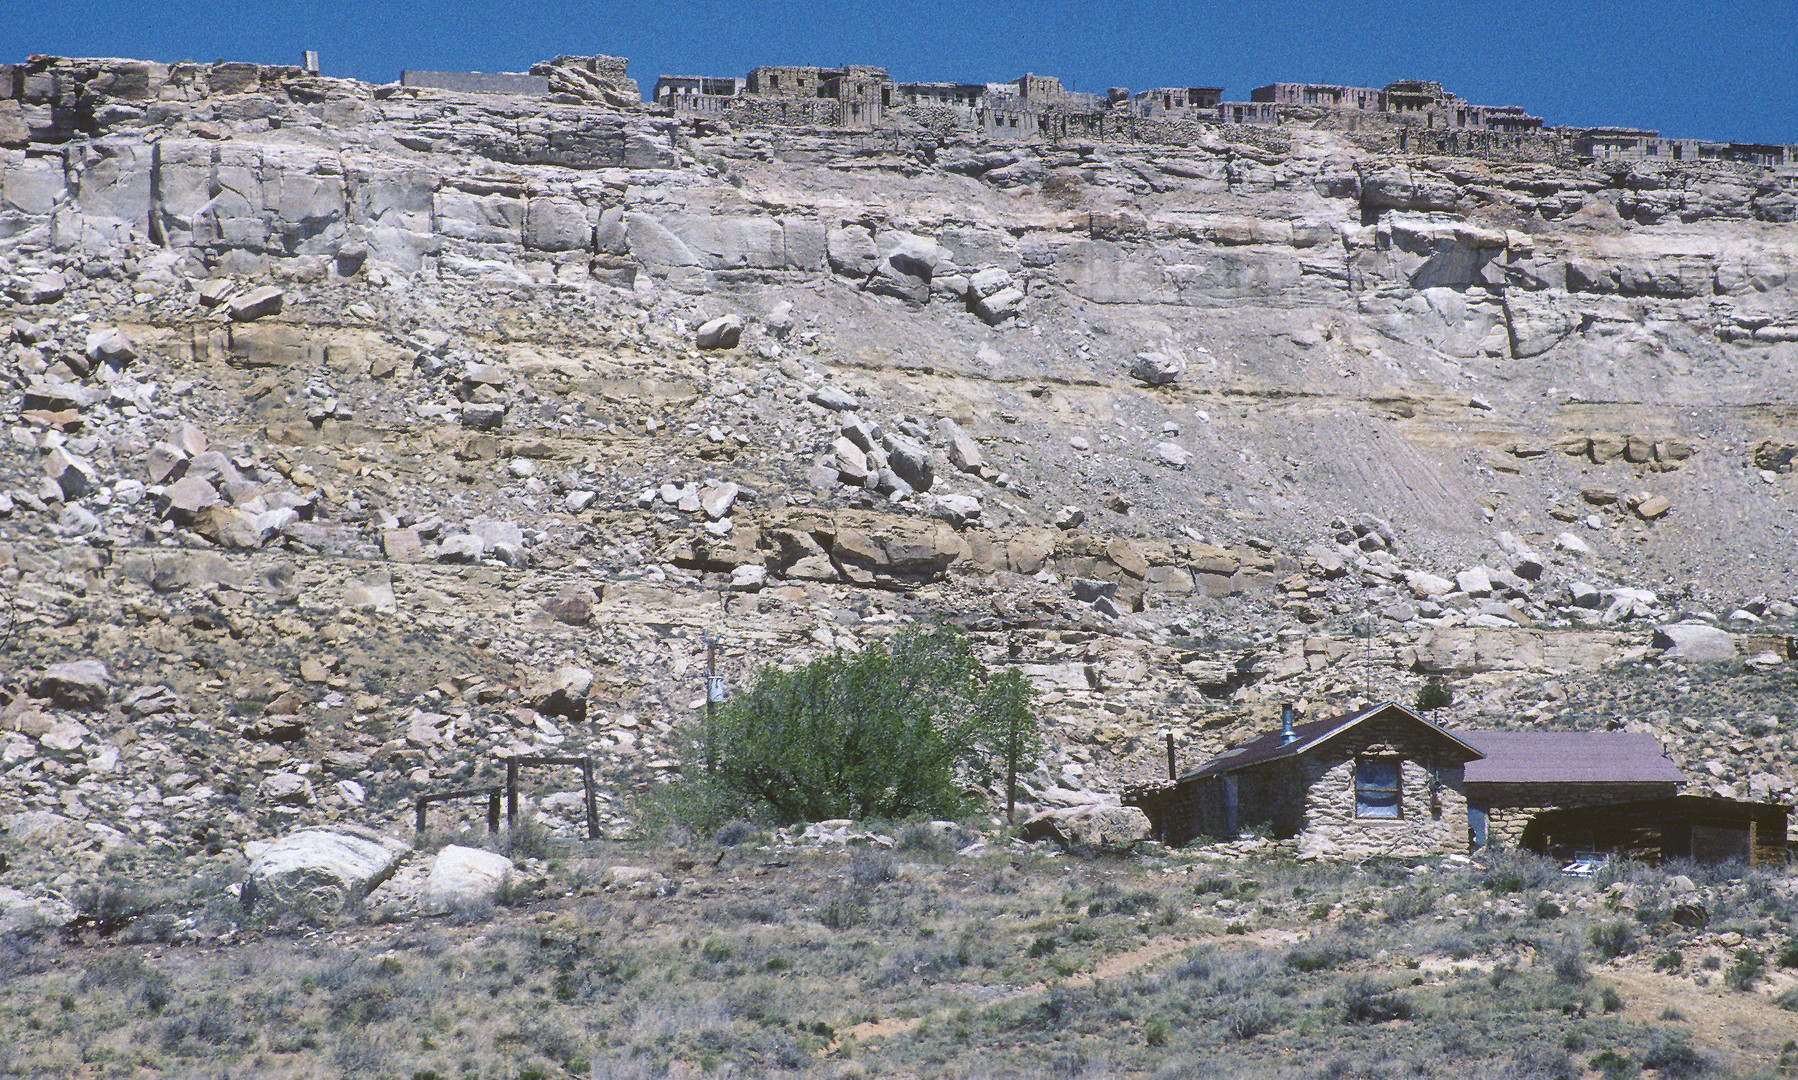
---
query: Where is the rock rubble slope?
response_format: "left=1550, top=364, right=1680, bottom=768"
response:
left=2, top=57, right=1796, bottom=912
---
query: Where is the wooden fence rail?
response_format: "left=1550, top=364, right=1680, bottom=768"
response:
left=414, top=786, right=502, bottom=835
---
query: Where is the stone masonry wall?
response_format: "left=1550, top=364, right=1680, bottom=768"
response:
left=1474, top=783, right=1682, bottom=848
left=1292, top=718, right=1470, bottom=859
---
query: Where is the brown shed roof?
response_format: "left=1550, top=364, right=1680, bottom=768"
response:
left=1462, top=731, right=1685, bottom=786
left=1183, top=701, right=1484, bottom=781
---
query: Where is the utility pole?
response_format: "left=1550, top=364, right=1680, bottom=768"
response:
left=704, top=630, right=722, bottom=775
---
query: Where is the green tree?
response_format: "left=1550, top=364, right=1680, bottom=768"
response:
left=680, top=623, right=1040, bottom=826
left=1415, top=678, right=1453, bottom=712
left=976, top=666, right=1043, bottom=823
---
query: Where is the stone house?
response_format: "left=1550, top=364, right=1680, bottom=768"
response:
left=1133, top=702, right=1484, bottom=859
left=1126, top=706, right=1757, bottom=862
left=1461, top=730, right=1685, bottom=849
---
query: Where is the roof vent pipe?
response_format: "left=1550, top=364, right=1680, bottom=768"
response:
left=1280, top=703, right=1297, bottom=745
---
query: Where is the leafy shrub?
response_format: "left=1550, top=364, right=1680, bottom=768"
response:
left=1653, top=949, right=1684, bottom=973
left=1479, top=850, right=1555, bottom=894
left=1774, top=985, right=1798, bottom=1012
left=1144, top=1016, right=1170, bottom=1046
left=1776, top=937, right=1798, bottom=969
left=1508, top=1046, right=1576, bottom=1080
left=1639, top=1029, right=1710, bottom=1079
left=713, top=820, right=756, bottom=847
left=501, top=817, right=553, bottom=861
left=1223, top=998, right=1276, bottom=1039
left=1588, top=1050, right=1639, bottom=1080
left=1534, top=899, right=1563, bottom=920
left=817, top=893, right=868, bottom=930
left=1381, top=885, right=1436, bottom=923
left=1286, top=937, right=1356, bottom=973
left=677, top=624, right=1043, bottom=823
left=1552, top=942, right=1590, bottom=985
left=1340, top=977, right=1413, bottom=1023
left=1723, top=946, right=1764, bottom=991
left=1589, top=921, right=1638, bottom=959
left=894, top=822, right=962, bottom=855
left=1600, top=985, right=1625, bottom=1013
left=848, top=848, right=896, bottom=887
left=71, top=880, right=154, bottom=933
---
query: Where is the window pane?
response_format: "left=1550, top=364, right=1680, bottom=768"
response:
left=1356, top=761, right=1400, bottom=819
left=1357, top=789, right=1400, bottom=818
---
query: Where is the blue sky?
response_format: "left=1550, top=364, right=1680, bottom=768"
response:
left=6, top=0, right=1795, bottom=143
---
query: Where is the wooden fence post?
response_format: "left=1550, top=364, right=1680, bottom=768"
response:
left=506, top=757, right=519, bottom=830
left=582, top=757, right=599, bottom=842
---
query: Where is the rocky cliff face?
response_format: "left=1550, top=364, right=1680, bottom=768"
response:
left=2, top=57, right=1796, bottom=888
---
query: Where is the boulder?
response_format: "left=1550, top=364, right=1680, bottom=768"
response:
left=159, top=475, right=221, bottom=521
left=1153, top=441, right=1193, bottom=468
left=244, top=825, right=410, bottom=915
left=867, top=232, right=942, bottom=304
left=461, top=402, right=507, bottom=430
left=826, top=225, right=879, bottom=277
left=29, top=660, right=111, bottom=710
left=973, top=286, right=1025, bottom=325
left=260, top=771, right=317, bottom=806
left=1455, top=567, right=1493, bottom=597
left=84, top=327, right=138, bottom=368
left=0, top=885, right=75, bottom=933
left=191, top=505, right=265, bottom=549
left=937, top=418, right=985, bottom=474
left=1554, top=532, right=1592, bottom=555
left=1652, top=623, right=1736, bottom=662
left=967, top=266, right=1013, bottom=299
left=1020, top=805, right=1152, bottom=853
left=8, top=272, right=66, bottom=305
left=808, top=385, right=860, bottom=412
left=227, top=285, right=285, bottom=321
left=421, top=845, right=518, bottom=912
left=534, top=665, right=593, bottom=723
left=700, top=481, right=739, bottom=520
left=1129, top=352, right=1185, bottom=386
left=1566, top=581, right=1602, bottom=609
left=830, top=436, right=871, bottom=483
left=934, top=493, right=982, bottom=524
left=695, top=314, right=745, bottom=350
left=603, top=865, right=670, bottom=897
left=3, top=810, right=87, bottom=849
left=882, top=431, right=934, bottom=492
left=1405, top=571, right=1455, bottom=599
left=42, top=447, right=98, bottom=501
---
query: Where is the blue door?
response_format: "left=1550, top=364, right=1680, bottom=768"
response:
left=1469, top=803, right=1489, bottom=850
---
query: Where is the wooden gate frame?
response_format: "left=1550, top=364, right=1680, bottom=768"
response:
left=505, top=755, right=600, bottom=841
left=414, top=786, right=502, bottom=835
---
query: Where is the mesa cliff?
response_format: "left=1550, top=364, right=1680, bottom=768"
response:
left=1, top=55, right=1796, bottom=891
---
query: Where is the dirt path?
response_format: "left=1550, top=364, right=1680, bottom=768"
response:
left=1604, top=967, right=1796, bottom=1072
left=839, top=935, right=1195, bottom=1044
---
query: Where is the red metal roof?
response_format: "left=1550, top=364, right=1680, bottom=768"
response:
left=1183, top=701, right=1484, bottom=780
left=1462, top=731, right=1685, bottom=786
